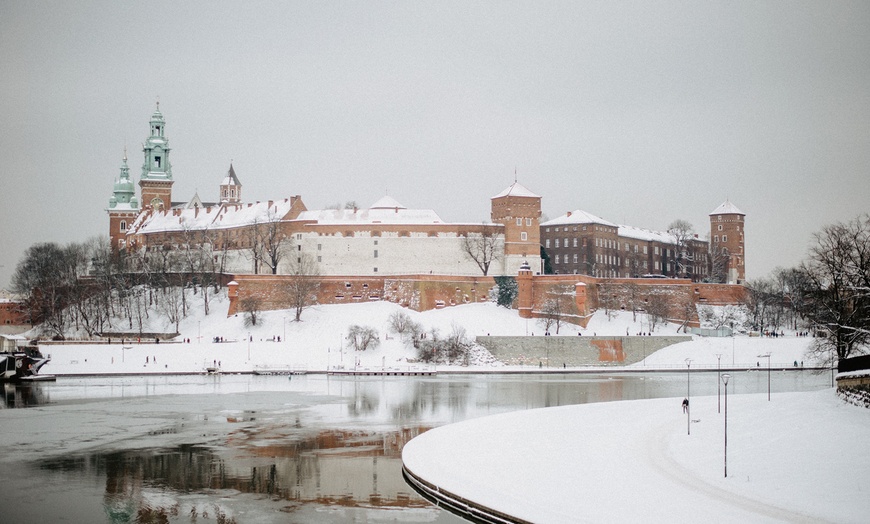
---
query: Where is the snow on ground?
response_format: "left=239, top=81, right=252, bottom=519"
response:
left=38, top=292, right=821, bottom=375
left=403, top=390, right=870, bottom=523
left=29, top=293, right=865, bottom=522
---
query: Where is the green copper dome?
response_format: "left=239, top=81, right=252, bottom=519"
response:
left=109, top=152, right=138, bottom=209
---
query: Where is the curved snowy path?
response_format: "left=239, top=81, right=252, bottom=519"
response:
left=402, top=390, right=869, bottom=523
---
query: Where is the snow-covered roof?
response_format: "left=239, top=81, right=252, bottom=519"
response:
left=618, top=224, right=677, bottom=243
left=370, top=195, right=406, bottom=210
left=709, top=200, right=744, bottom=216
left=128, top=199, right=299, bottom=235
left=541, top=210, right=617, bottom=228
left=492, top=181, right=540, bottom=199
left=297, top=206, right=443, bottom=225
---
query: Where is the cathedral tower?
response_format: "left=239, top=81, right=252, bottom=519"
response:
left=709, top=200, right=745, bottom=284
left=139, top=104, right=174, bottom=211
left=107, top=150, right=139, bottom=252
left=491, top=181, right=542, bottom=275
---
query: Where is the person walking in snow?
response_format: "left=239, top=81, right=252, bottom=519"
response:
left=682, top=398, right=689, bottom=413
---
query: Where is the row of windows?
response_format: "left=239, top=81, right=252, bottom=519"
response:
left=545, top=236, right=665, bottom=256
left=515, top=217, right=534, bottom=226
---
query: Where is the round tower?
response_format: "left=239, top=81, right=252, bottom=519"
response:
left=709, top=200, right=745, bottom=284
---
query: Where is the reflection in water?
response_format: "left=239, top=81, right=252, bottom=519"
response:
left=39, top=426, right=432, bottom=522
left=2, top=382, right=49, bottom=408
left=2, top=372, right=828, bottom=523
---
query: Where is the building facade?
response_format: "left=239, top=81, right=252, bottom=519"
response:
left=541, top=202, right=740, bottom=283
left=109, top=108, right=541, bottom=278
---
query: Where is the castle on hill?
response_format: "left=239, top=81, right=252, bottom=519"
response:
left=107, top=106, right=745, bottom=285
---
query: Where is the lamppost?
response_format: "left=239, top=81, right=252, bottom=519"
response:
left=758, top=352, right=771, bottom=401
left=722, top=373, right=731, bottom=478
left=715, top=353, right=722, bottom=413
left=685, top=358, right=692, bottom=436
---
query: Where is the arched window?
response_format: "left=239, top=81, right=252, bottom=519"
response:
left=120, top=220, right=127, bottom=232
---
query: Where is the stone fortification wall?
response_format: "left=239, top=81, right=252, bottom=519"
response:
left=227, top=274, right=496, bottom=315
left=476, top=335, right=692, bottom=367
left=837, top=376, right=870, bottom=408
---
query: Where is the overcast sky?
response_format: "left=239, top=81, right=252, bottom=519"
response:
left=2, top=1, right=869, bottom=289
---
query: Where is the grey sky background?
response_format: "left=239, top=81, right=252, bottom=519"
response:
left=2, top=1, right=869, bottom=289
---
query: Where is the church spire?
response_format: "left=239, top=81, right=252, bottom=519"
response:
left=220, top=162, right=242, bottom=203
left=139, top=104, right=174, bottom=210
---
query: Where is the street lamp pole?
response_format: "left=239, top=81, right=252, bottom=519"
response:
left=722, top=373, right=731, bottom=478
left=685, top=358, right=692, bottom=436
left=715, top=353, right=722, bottom=413
left=758, top=352, right=771, bottom=401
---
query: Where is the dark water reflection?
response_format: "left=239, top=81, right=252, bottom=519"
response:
left=0, top=371, right=829, bottom=523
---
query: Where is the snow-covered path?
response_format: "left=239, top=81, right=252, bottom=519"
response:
left=402, top=390, right=869, bottom=523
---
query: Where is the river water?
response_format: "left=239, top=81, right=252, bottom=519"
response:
left=0, top=370, right=829, bottom=523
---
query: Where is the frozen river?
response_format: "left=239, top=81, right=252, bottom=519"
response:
left=0, top=371, right=829, bottom=523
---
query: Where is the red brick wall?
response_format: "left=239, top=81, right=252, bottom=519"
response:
left=227, top=274, right=495, bottom=316
left=0, top=300, right=29, bottom=326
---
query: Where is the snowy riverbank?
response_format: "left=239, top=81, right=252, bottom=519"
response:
left=38, top=299, right=821, bottom=376
left=403, top=389, right=870, bottom=523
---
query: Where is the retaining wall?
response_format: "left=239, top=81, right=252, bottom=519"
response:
left=475, top=335, right=692, bottom=367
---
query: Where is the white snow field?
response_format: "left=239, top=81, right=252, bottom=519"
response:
left=39, top=294, right=817, bottom=375
left=403, top=390, right=870, bottom=523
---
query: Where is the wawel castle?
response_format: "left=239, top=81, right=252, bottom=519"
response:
left=108, top=107, right=745, bottom=289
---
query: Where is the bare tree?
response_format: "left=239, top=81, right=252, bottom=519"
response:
left=347, top=325, right=381, bottom=351
left=667, top=219, right=695, bottom=278
left=698, top=304, right=743, bottom=331
left=388, top=310, right=414, bottom=336
left=799, top=215, right=870, bottom=361
left=597, top=279, right=619, bottom=320
left=240, top=296, right=262, bottom=327
left=285, top=252, right=321, bottom=321
left=537, top=284, right=574, bottom=334
left=257, top=207, right=289, bottom=275
left=645, top=292, right=670, bottom=332
left=708, top=242, right=731, bottom=283
left=462, top=225, right=503, bottom=276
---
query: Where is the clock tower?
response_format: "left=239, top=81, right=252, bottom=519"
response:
left=139, top=103, right=174, bottom=211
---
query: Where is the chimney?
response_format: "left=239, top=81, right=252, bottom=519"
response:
left=567, top=211, right=572, bottom=217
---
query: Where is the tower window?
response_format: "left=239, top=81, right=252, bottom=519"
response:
left=516, top=218, right=522, bottom=226
left=521, top=232, right=528, bottom=241
left=526, top=218, right=532, bottom=226
left=722, top=235, right=728, bottom=242
left=120, top=220, right=127, bottom=232
left=155, top=156, right=161, bottom=168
